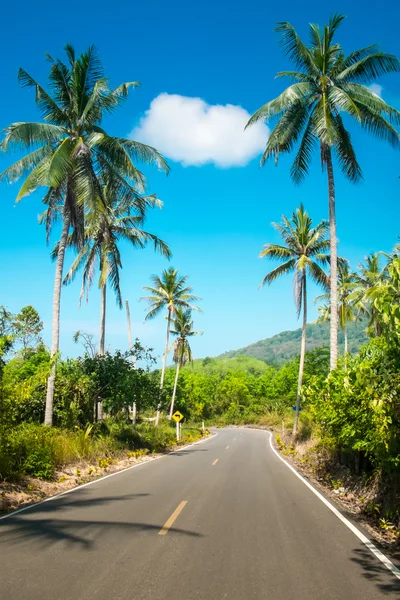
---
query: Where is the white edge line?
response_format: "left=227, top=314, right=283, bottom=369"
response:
left=0, top=432, right=218, bottom=522
left=263, top=430, right=400, bottom=581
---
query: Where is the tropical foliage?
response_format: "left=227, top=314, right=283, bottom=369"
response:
left=1, top=45, right=169, bottom=426
left=168, top=308, right=202, bottom=419
left=259, top=204, right=329, bottom=433
left=247, top=13, right=400, bottom=370
left=141, top=268, right=201, bottom=404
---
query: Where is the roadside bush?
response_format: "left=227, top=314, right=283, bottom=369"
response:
left=303, top=338, right=400, bottom=471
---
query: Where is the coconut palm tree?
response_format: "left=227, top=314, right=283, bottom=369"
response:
left=260, top=205, right=329, bottom=435
left=247, top=14, right=400, bottom=371
left=141, top=268, right=201, bottom=423
left=351, top=253, right=389, bottom=337
left=317, top=262, right=357, bottom=355
left=61, top=182, right=171, bottom=356
left=168, top=309, right=202, bottom=419
left=0, top=46, right=168, bottom=425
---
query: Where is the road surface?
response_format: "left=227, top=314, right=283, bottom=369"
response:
left=1, top=428, right=399, bottom=599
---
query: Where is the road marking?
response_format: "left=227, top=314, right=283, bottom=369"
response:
left=159, top=501, right=188, bottom=535
left=267, top=431, right=400, bottom=581
left=226, top=445, right=230, bottom=450
left=0, top=433, right=218, bottom=522
left=212, top=459, right=219, bottom=466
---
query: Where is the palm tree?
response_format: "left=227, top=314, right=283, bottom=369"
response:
left=317, top=262, right=356, bottom=355
left=247, top=14, right=400, bottom=371
left=1, top=46, right=168, bottom=425
left=62, top=180, right=171, bottom=357
left=168, top=309, right=202, bottom=419
left=141, top=268, right=201, bottom=423
left=351, top=253, right=389, bottom=336
left=260, top=205, right=329, bottom=436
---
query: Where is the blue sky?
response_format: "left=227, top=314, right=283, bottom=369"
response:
left=1, top=0, right=400, bottom=365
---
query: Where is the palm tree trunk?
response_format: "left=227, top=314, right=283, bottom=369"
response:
left=125, top=300, right=136, bottom=425
left=99, top=284, right=106, bottom=356
left=44, top=212, right=71, bottom=426
left=169, top=360, right=181, bottom=419
left=293, top=272, right=307, bottom=438
left=156, top=308, right=172, bottom=425
left=344, top=326, right=348, bottom=356
left=97, top=283, right=107, bottom=422
left=326, top=147, right=338, bottom=371
left=160, top=308, right=172, bottom=390
left=125, top=300, right=136, bottom=368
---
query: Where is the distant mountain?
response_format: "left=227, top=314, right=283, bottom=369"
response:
left=220, top=320, right=368, bottom=366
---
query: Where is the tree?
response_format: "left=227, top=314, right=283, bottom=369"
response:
left=317, top=262, right=357, bottom=355
left=13, top=305, right=43, bottom=352
left=73, top=330, right=97, bottom=358
left=168, top=308, right=202, bottom=419
left=246, top=14, right=400, bottom=371
left=63, top=179, right=171, bottom=356
left=259, top=204, right=329, bottom=435
left=1, top=46, right=169, bottom=425
left=351, top=253, right=389, bottom=337
left=141, top=268, right=201, bottom=423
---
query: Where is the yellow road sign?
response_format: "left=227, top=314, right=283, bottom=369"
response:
left=172, top=410, right=184, bottom=423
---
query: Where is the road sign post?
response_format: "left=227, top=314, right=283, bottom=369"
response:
left=172, top=411, right=183, bottom=442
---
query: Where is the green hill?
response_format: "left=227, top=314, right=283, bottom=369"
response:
left=220, top=320, right=368, bottom=366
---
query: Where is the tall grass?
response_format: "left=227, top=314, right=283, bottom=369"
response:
left=0, top=419, right=204, bottom=481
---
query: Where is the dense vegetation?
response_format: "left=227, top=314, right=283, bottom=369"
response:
left=222, top=320, right=367, bottom=365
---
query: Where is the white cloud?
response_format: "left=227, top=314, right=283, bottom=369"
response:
left=368, top=84, right=383, bottom=97
left=132, top=93, right=269, bottom=168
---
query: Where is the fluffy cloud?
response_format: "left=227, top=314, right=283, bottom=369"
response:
left=131, top=93, right=269, bottom=168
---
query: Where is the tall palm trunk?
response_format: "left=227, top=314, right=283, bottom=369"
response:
left=326, top=147, right=338, bottom=371
left=99, top=284, right=106, bottom=356
left=344, top=325, right=348, bottom=356
left=293, top=272, right=306, bottom=437
left=169, top=360, right=181, bottom=420
left=160, top=308, right=172, bottom=390
left=96, top=283, right=107, bottom=422
left=156, top=307, right=172, bottom=425
left=125, top=300, right=136, bottom=425
left=44, top=211, right=71, bottom=426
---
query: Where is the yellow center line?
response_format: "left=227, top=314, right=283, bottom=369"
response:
left=226, top=445, right=230, bottom=449
left=212, top=458, right=219, bottom=466
left=158, top=501, right=188, bottom=535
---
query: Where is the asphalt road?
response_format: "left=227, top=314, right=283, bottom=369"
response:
left=1, top=428, right=400, bottom=599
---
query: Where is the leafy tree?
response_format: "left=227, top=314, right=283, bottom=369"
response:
left=0, top=306, right=14, bottom=366
left=12, top=305, right=43, bottom=352
left=247, top=14, right=400, bottom=371
left=141, top=268, right=201, bottom=420
left=259, top=204, right=329, bottom=435
left=368, top=257, right=400, bottom=343
left=168, top=308, right=202, bottom=419
left=1, top=45, right=168, bottom=426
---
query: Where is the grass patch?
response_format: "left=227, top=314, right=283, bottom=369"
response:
left=0, top=419, right=204, bottom=481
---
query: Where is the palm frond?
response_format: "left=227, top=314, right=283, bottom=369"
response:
left=2, top=122, right=65, bottom=150
left=260, top=259, right=296, bottom=287
left=275, top=21, right=319, bottom=75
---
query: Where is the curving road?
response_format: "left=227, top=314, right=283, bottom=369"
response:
left=1, top=428, right=400, bottom=599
